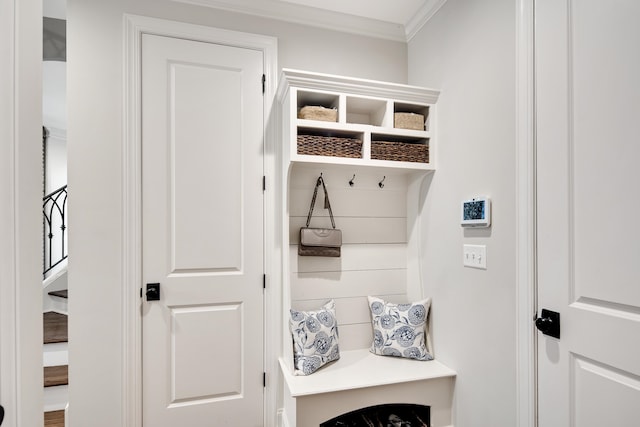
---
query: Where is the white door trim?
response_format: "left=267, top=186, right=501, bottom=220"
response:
left=0, top=0, right=44, bottom=425
left=516, top=1, right=536, bottom=427
left=123, top=15, right=277, bottom=427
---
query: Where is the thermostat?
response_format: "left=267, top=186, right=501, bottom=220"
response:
left=461, top=197, right=491, bottom=227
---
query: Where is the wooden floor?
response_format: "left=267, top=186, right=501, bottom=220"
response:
left=43, top=311, right=68, bottom=344
left=44, top=410, right=65, bottom=427
left=44, top=365, right=68, bottom=387
left=48, top=289, right=68, bottom=299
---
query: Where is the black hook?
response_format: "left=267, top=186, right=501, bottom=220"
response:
left=379, top=176, right=386, bottom=188
left=349, top=174, right=356, bottom=187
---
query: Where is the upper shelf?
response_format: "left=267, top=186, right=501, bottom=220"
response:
left=277, top=69, right=440, bottom=171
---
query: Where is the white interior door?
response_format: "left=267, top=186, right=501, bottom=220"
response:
left=141, top=33, right=264, bottom=426
left=535, top=1, right=640, bottom=425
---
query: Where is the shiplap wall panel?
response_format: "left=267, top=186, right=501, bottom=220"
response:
left=292, top=294, right=406, bottom=325
left=288, top=166, right=411, bottom=352
left=290, top=269, right=407, bottom=300
left=289, top=217, right=407, bottom=244
left=289, top=188, right=407, bottom=218
left=289, top=244, right=407, bottom=273
left=338, top=324, right=375, bottom=351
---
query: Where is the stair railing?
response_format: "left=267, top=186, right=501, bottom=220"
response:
left=43, top=184, right=68, bottom=277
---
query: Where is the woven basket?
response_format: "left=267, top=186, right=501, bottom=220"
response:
left=371, top=141, right=429, bottom=163
left=394, top=112, right=425, bottom=131
left=297, top=134, right=362, bottom=158
left=298, top=106, right=338, bottom=122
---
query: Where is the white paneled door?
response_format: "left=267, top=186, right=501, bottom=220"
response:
left=141, top=34, right=264, bottom=426
left=535, top=1, right=640, bottom=425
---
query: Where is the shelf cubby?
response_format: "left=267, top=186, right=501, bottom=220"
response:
left=345, top=95, right=389, bottom=126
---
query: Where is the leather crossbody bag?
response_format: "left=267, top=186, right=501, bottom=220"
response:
left=299, top=175, right=342, bottom=257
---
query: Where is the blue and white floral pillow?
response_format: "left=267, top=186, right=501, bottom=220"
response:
left=367, top=296, right=433, bottom=361
left=289, top=300, right=340, bottom=375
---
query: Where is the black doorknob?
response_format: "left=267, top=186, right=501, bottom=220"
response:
left=535, top=316, right=553, bottom=333
left=146, top=283, right=160, bottom=301
left=535, top=308, right=560, bottom=339
left=1, top=404, right=5, bottom=425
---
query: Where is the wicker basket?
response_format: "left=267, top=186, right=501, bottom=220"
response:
left=297, top=134, right=362, bottom=158
left=298, top=106, right=338, bottom=122
left=371, top=141, right=429, bottom=163
left=394, top=112, right=425, bottom=131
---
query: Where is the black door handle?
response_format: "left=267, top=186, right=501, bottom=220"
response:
left=535, top=309, right=560, bottom=339
left=1, top=404, right=5, bottom=425
left=146, top=283, right=160, bottom=301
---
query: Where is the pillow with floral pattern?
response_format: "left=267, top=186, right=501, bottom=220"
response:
left=289, top=300, right=340, bottom=375
left=367, top=296, right=433, bottom=361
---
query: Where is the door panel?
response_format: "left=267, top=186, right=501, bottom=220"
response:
left=141, top=34, right=264, bottom=426
left=171, top=304, right=242, bottom=401
left=536, top=1, right=640, bottom=425
left=171, top=62, right=242, bottom=272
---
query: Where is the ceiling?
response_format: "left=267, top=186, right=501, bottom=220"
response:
left=174, top=0, right=448, bottom=42
left=279, top=0, right=428, bottom=25
left=44, top=0, right=447, bottom=42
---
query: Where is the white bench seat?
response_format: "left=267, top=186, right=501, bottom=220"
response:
left=279, top=349, right=456, bottom=427
left=279, top=348, right=456, bottom=397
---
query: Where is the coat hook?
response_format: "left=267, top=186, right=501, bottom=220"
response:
left=379, top=176, right=386, bottom=188
left=349, top=174, right=356, bottom=187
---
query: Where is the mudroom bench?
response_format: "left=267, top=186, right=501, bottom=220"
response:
left=275, top=69, right=453, bottom=427
left=279, top=349, right=455, bottom=427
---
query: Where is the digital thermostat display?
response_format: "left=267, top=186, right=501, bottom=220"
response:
left=461, top=197, right=491, bottom=227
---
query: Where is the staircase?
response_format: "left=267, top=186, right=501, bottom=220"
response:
left=43, top=291, right=68, bottom=427
left=42, top=151, right=70, bottom=425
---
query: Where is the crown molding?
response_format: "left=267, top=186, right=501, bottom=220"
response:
left=405, top=0, right=448, bottom=41
left=171, top=0, right=422, bottom=42
left=278, top=68, right=440, bottom=104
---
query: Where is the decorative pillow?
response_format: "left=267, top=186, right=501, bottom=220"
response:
left=367, top=296, right=433, bottom=361
left=289, top=300, right=340, bottom=375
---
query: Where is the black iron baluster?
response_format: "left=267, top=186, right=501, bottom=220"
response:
left=42, top=185, right=68, bottom=277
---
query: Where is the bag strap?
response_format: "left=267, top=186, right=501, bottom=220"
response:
left=306, top=175, right=336, bottom=229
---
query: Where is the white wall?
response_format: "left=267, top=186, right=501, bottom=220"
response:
left=44, top=128, right=67, bottom=195
left=66, top=1, right=408, bottom=425
left=408, top=0, right=517, bottom=425
left=0, top=0, right=44, bottom=425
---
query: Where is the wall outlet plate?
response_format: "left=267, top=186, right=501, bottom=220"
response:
left=463, top=244, right=486, bottom=269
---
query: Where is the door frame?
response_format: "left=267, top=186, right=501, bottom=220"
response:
left=0, top=0, right=44, bottom=425
left=122, top=15, right=278, bottom=427
left=516, top=0, right=536, bottom=426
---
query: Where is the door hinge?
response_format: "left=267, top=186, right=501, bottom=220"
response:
left=263, top=372, right=266, bottom=387
left=262, top=74, right=266, bottom=94
left=262, top=175, right=266, bottom=191
left=263, top=274, right=266, bottom=289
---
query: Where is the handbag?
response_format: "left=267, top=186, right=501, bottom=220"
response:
left=299, top=175, right=342, bottom=257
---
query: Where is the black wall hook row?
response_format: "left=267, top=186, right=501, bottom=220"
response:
left=349, top=174, right=356, bottom=187
left=379, top=176, right=386, bottom=188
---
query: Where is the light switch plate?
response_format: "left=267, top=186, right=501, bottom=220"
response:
left=463, top=244, right=487, bottom=269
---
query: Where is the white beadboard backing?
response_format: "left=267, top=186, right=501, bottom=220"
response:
left=292, top=294, right=405, bottom=325
left=289, top=217, right=407, bottom=244
left=289, top=244, right=407, bottom=273
left=336, top=323, right=374, bottom=351
left=289, top=187, right=407, bottom=217
left=290, top=269, right=407, bottom=300
left=289, top=165, right=410, bottom=352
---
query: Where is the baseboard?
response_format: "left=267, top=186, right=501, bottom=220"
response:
left=277, top=408, right=290, bottom=427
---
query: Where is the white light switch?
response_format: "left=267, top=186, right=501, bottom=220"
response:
left=463, top=244, right=487, bottom=269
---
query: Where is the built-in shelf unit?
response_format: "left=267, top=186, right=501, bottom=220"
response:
left=274, top=69, right=455, bottom=427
